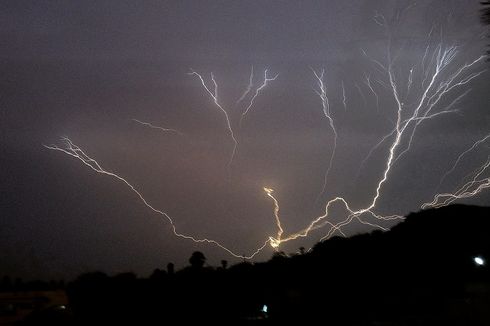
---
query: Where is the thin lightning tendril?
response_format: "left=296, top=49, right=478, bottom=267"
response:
left=239, top=69, right=278, bottom=126
left=44, top=138, right=269, bottom=259
left=341, top=80, right=347, bottom=111
left=237, top=66, right=254, bottom=104
left=423, top=157, right=490, bottom=209
left=132, top=119, right=183, bottom=136
left=438, top=133, right=490, bottom=189
left=364, top=73, right=380, bottom=111
left=312, top=69, right=339, bottom=203
left=188, top=70, right=238, bottom=167
left=263, top=187, right=284, bottom=249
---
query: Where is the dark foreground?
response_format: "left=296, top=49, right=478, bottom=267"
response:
left=2, top=204, right=490, bottom=325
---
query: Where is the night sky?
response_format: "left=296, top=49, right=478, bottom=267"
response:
left=1, top=0, right=489, bottom=280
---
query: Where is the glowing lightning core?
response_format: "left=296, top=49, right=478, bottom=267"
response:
left=263, top=187, right=283, bottom=249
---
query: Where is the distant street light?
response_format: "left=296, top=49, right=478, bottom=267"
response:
left=473, top=256, right=485, bottom=266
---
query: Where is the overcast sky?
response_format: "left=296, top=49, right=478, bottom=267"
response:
left=1, top=0, right=489, bottom=280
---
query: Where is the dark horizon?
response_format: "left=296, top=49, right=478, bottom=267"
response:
left=1, top=0, right=490, bottom=281
left=2, top=204, right=490, bottom=325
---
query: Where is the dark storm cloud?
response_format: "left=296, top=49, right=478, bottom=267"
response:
left=1, top=0, right=489, bottom=279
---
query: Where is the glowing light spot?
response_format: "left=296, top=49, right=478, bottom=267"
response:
left=261, top=305, right=268, bottom=313
left=474, top=256, right=485, bottom=266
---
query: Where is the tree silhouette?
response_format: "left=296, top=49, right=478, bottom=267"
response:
left=189, top=251, right=206, bottom=269
left=167, top=262, right=174, bottom=275
left=220, top=260, right=228, bottom=269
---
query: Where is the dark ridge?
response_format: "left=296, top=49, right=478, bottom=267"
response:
left=3, top=204, right=490, bottom=325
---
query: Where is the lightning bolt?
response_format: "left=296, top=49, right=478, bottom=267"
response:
left=45, top=12, right=488, bottom=257
left=44, top=137, right=270, bottom=259
left=341, top=80, right=347, bottom=111
left=363, top=73, right=379, bottom=111
left=239, top=69, right=278, bottom=127
left=312, top=69, right=339, bottom=203
left=236, top=65, right=254, bottom=104
left=188, top=70, right=238, bottom=167
left=407, top=66, right=414, bottom=94
left=263, top=187, right=283, bottom=249
left=132, top=119, right=183, bottom=136
left=438, top=133, right=490, bottom=189
left=423, top=157, right=490, bottom=209
left=266, top=41, right=486, bottom=250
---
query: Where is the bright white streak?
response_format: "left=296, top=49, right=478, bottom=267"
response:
left=438, top=133, right=490, bottom=189
left=312, top=69, right=338, bottom=203
left=423, top=157, right=490, bottom=209
left=236, top=66, right=254, bottom=104
left=341, top=80, right=347, bottom=111
left=188, top=70, right=238, bottom=167
left=132, top=119, right=183, bottom=136
left=44, top=137, right=269, bottom=259
left=273, top=45, right=486, bottom=248
left=263, top=187, right=284, bottom=249
left=364, top=74, right=379, bottom=111
left=239, top=69, right=278, bottom=126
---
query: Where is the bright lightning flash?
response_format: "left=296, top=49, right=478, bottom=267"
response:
left=239, top=69, right=278, bottom=126
left=312, top=68, right=338, bottom=202
left=44, top=137, right=270, bottom=259
left=263, top=187, right=283, bottom=249
left=189, top=68, right=277, bottom=167
left=261, top=28, right=486, bottom=250
left=45, top=14, right=488, bottom=258
left=188, top=70, right=239, bottom=167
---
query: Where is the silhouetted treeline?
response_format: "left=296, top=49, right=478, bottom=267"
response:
left=19, top=205, right=490, bottom=325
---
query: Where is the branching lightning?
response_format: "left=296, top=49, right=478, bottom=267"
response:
left=438, top=133, right=490, bottom=189
left=237, top=66, right=255, bottom=104
left=263, top=187, right=283, bottom=249
left=264, top=26, right=487, bottom=250
left=45, top=10, right=489, bottom=259
left=423, top=157, right=490, bottom=209
left=189, top=68, right=277, bottom=167
left=239, top=69, right=278, bottom=127
left=44, top=137, right=270, bottom=259
left=364, top=73, right=380, bottom=111
left=188, top=70, right=239, bottom=167
left=312, top=69, right=338, bottom=203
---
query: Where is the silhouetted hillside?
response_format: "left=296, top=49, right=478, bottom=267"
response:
left=12, top=204, right=490, bottom=325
